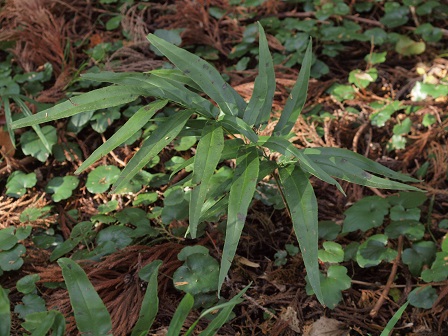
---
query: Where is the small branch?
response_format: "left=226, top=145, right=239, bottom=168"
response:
left=352, top=122, right=369, bottom=153
left=345, top=15, right=385, bottom=28
left=370, top=235, right=404, bottom=317
left=243, top=294, right=277, bottom=320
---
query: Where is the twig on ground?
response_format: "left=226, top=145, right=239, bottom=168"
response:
left=370, top=235, right=404, bottom=317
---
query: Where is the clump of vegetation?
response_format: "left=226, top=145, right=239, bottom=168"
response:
left=0, top=0, right=447, bottom=334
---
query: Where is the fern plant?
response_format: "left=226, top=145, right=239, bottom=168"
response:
left=11, top=23, right=420, bottom=306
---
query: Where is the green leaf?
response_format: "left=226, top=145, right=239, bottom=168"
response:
left=385, top=220, right=425, bottom=241
left=387, top=191, right=427, bottom=207
left=166, top=293, right=194, bottom=336
left=395, top=35, right=425, bottom=56
left=318, top=221, right=341, bottom=240
left=58, top=258, right=112, bottom=336
left=304, top=148, right=419, bottom=183
left=174, top=253, right=219, bottom=295
left=330, top=84, right=356, bottom=101
left=82, top=72, right=217, bottom=119
left=416, top=1, right=440, bottom=15
left=343, top=196, right=389, bottom=232
left=12, top=97, right=53, bottom=152
left=198, top=285, right=249, bottom=336
left=349, top=68, right=378, bottom=89
left=16, top=226, right=32, bottom=240
left=150, top=29, right=182, bottom=56
left=105, top=15, right=121, bottom=31
left=90, top=108, right=121, bottom=133
left=2, top=98, right=16, bottom=149
left=5, top=171, right=37, bottom=198
left=421, top=252, right=448, bottom=282
left=422, top=113, right=436, bottom=127
left=219, top=147, right=259, bottom=293
left=50, top=222, right=95, bottom=261
left=45, top=176, right=79, bottom=202
left=415, top=23, right=442, bottom=42
left=369, top=101, right=402, bottom=127
left=98, top=200, right=119, bottom=214
left=408, top=286, right=437, bottom=309
left=96, top=226, right=133, bottom=251
left=318, top=242, right=344, bottom=263
left=0, top=244, right=26, bottom=271
left=112, top=109, right=193, bottom=193
left=189, top=124, right=224, bottom=238
left=219, top=115, right=258, bottom=143
left=306, top=154, right=420, bottom=192
left=86, top=165, right=121, bottom=193
left=402, top=241, right=436, bottom=276
left=161, top=186, right=190, bottom=224
left=393, top=117, right=412, bottom=135
left=76, top=100, right=168, bottom=174
left=356, top=235, right=397, bottom=268
left=14, top=293, right=46, bottom=319
left=150, top=69, right=201, bottom=91
left=390, top=205, right=421, bottom=221
left=0, top=227, right=18, bottom=250
left=17, top=274, right=40, bottom=294
left=22, top=310, right=66, bottom=336
left=364, top=52, right=387, bottom=65
left=258, top=137, right=343, bottom=193
left=11, top=86, right=144, bottom=129
left=380, top=301, right=409, bottom=336
left=20, top=207, right=50, bottom=223
left=306, top=265, right=351, bottom=309
left=274, top=39, right=312, bottom=136
left=380, top=3, right=409, bottom=28
left=279, top=164, right=323, bottom=304
left=131, top=260, right=162, bottom=336
left=243, top=23, right=275, bottom=126
left=20, top=126, right=57, bottom=162
left=147, top=33, right=246, bottom=117
left=0, top=286, right=10, bottom=336
left=344, top=242, right=359, bottom=262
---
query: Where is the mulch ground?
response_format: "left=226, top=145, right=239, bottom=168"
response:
left=0, top=1, right=447, bottom=335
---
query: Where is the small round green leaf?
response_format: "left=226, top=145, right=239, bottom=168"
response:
left=385, top=220, right=425, bottom=241
left=380, top=3, right=409, bottom=28
left=402, top=241, right=436, bottom=276
left=0, top=244, right=26, bottom=271
left=364, top=52, right=387, bottom=65
left=16, top=274, right=40, bottom=294
left=387, top=192, right=427, bottom=208
left=177, top=246, right=209, bottom=261
left=318, top=242, right=344, bottom=263
left=86, top=165, right=120, bottom=193
left=408, top=286, right=437, bottom=309
left=421, top=252, right=448, bottom=282
left=45, top=176, right=79, bottom=202
left=395, top=35, right=425, bottom=56
left=305, top=265, right=351, bottom=309
left=173, top=253, right=219, bottom=295
left=0, top=228, right=18, bottom=251
left=349, top=68, right=378, bottom=89
left=97, top=200, right=119, bottom=214
left=6, top=171, right=37, bottom=198
left=13, top=294, right=46, bottom=319
left=20, top=126, right=57, bottom=162
left=318, top=221, right=341, bottom=240
left=343, top=242, right=359, bottom=262
left=343, top=196, right=389, bottom=233
left=356, top=235, right=397, bottom=268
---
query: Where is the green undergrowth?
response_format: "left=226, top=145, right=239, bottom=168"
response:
left=1, top=1, right=447, bottom=334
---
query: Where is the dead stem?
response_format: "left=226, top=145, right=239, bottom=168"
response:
left=370, top=235, right=404, bottom=317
